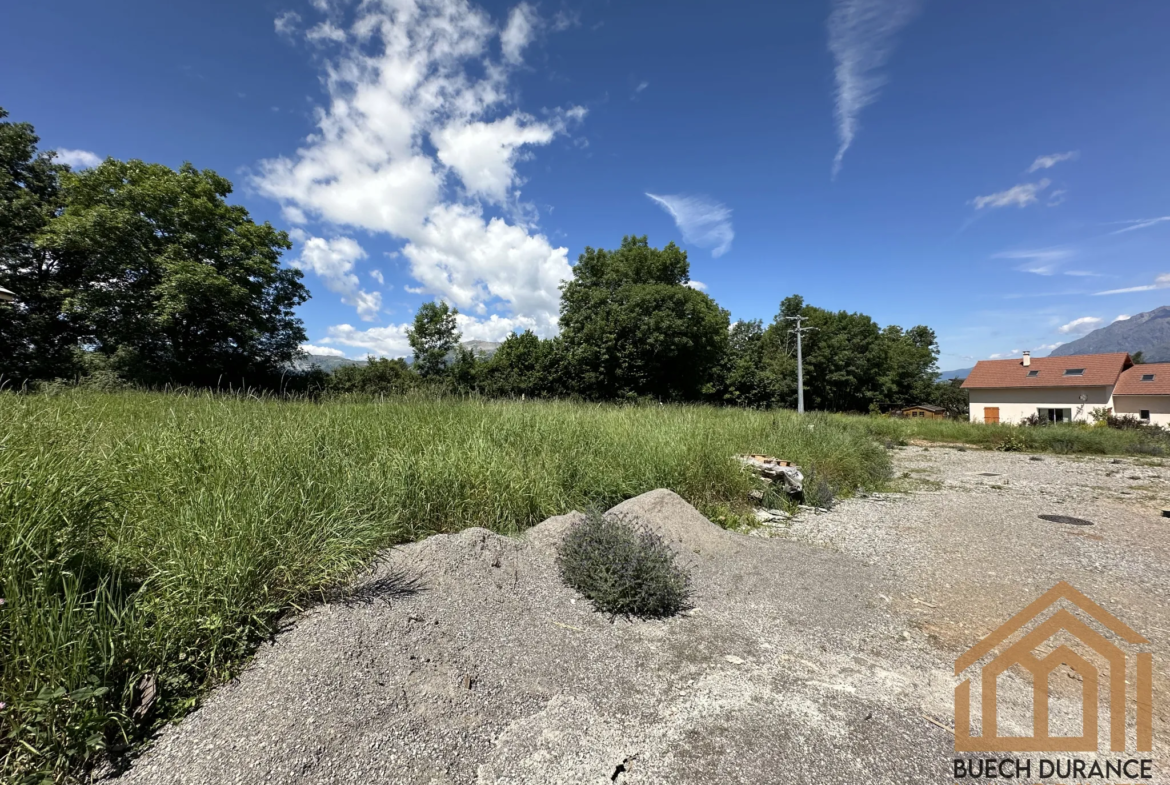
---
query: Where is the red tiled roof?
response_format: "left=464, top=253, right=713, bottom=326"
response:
left=961, top=352, right=1132, bottom=389
left=1114, top=363, right=1170, bottom=395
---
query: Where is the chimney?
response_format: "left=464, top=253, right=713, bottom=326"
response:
left=1022, top=351, right=1031, bottom=367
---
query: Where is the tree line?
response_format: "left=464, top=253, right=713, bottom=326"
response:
left=1, top=107, right=963, bottom=413
left=341, top=235, right=964, bottom=414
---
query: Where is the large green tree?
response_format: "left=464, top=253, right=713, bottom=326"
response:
left=559, top=235, right=729, bottom=401
left=42, top=159, right=308, bottom=386
left=2, top=109, right=309, bottom=388
left=0, top=108, right=78, bottom=384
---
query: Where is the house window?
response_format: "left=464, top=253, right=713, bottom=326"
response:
left=1063, top=368, right=1085, bottom=376
left=1027, top=370, right=1039, bottom=377
left=1038, top=408, right=1073, bottom=423
left=1141, top=410, right=1151, bottom=421
left=1141, top=374, right=1155, bottom=382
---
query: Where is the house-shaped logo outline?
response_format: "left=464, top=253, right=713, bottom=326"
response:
left=954, top=581, right=1153, bottom=752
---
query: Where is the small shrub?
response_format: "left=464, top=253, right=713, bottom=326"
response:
left=802, top=466, right=836, bottom=509
left=557, top=511, right=692, bottom=620
left=994, top=432, right=1027, bottom=452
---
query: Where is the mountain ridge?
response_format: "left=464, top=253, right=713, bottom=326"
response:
left=1049, top=306, right=1170, bottom=361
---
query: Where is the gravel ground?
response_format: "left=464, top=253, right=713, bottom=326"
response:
left=113, top=449, right=1170, bottom=785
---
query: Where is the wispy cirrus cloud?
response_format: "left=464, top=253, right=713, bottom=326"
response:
left=1058, top=316, right=1103, bottom=335
left=971, top=179, right=1051, bottom=210
left=1109, top=216, right=1170, bottom=235
left=993, top=247, right=1072, bottom=275
left=1027, top=151, right=1078, bottom=173
left=646, top=193, right=734, bottom=257
left=826, top=0, right=921, bottom=178
left=1094, top=273, right=1170, bottom=296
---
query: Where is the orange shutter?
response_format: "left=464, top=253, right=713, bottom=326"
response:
left=984, top=407, right=1000, bottom=424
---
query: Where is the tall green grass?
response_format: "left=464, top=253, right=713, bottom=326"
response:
left=0, top=391, right=891, bottom=782
left=842, top=413, right=1170, bottom=455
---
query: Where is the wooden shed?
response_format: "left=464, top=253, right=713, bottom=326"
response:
left=898, top=403, right=947, bottom=419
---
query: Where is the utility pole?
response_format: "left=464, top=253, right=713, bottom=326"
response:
left=783, top=315, right=814, bottom=414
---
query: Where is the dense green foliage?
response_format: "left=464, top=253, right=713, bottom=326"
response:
left=557, top=511, right=692, bottom=619
left=0, top=391, right=892, bottom=781
left=0, top=108, right=307, bottom=388
left=558, top=235, right=730, bottom=400
left=334, top=245, right=953, bottom=413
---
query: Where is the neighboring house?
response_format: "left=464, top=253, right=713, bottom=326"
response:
left=1111, top=361, right=1170, bottom=425
left=0, top=286, right=14, bottom=304
left=962, top=351, right=1137, bottom=424
left=898, top=403, right=947, bottom=419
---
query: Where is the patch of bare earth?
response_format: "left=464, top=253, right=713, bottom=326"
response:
left=114, top=450, right=1170, bottom=785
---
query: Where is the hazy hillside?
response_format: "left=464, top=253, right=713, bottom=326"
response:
left=1049, top=306, right=1170, bottom=361
left=938, top=367, right=972, bottom=381
left=461, top=340, right=502, bottom=357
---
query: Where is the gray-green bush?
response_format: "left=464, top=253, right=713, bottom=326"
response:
left=557, top=512, right=691, bottom=619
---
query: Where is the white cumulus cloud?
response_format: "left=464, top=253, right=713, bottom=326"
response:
left=646, top=193, right=734, bottom=258
left=275, top=10, right=301, bottom=37
left=254, top=0, right=578, bottom=339
left=56, top=148, right=102, bottom=168
left=1114, top=314, right=1130, bottom=322
left=971, top=179, right=1050, bottom=210
left=1035, top=342, right=1064, bottom=354
left=300, top=343, right=347, bottom=357
left=324, top=323, right=413, bottom=358
left=295, top=234, right=383, bottom=321
left=827, top=0, right=921, bottom=178
left=1027, top=151, right=1079, bottom=173
left=500, top=2, right=537, bottom=64
left=1058, top=316, right=1103, bottom=335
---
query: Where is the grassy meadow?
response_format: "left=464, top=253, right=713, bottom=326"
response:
left=1, top=391, right=890, bottom=782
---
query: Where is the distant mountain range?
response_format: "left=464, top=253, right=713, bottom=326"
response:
left=293, top=340, right=503, bottom=373
left=938, top=367, right=973, bottom=381
left=1050, top=305, right=1170, bottom=361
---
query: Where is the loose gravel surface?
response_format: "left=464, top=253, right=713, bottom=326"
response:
left=115, top=449, right=1170, bottom=785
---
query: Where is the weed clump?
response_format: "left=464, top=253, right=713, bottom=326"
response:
left=802, top=467, right=836, bottom=509
left=557, top=512, right=692, bottom=620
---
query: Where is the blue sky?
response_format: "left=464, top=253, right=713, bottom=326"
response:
left=4, top=0, right=1169, bottom=369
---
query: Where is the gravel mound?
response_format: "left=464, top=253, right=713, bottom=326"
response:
left=116, top=464, right=1170, bottom=785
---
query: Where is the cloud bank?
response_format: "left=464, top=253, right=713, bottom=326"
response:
left=256, top=0, right=584, bottom=353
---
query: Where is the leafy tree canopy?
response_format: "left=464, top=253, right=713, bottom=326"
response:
left=407, top=300, right=460, bottom=378
left=1, top=107, right=309, bottom=387
left=559, top=235, right=729, bottom=401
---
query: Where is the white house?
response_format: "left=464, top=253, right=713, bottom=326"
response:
left=962, top=351, right=1170, bottom=425
left=0, top=286, right=14, bottom=304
